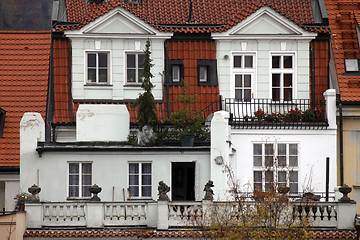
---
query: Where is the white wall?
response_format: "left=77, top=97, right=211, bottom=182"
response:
left=216, top=39, right=311, bottom=100
left=71, top=38, right=165, bottom=101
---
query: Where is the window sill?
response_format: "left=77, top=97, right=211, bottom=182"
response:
left=66, top=197, right=91, bottom=201
left=127, top=198, right=153, bottom=201
left=124, top=84, right=142, bottom=88
left=84, top=84, right=113, bottom=89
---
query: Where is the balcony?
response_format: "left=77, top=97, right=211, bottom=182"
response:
left=224, top=98, right=328, bottom=129
left=25, top=198, right=355, bottom=231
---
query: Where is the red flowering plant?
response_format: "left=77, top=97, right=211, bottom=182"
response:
left=285, top=108, right=303, bottom=122
left=302, top=107, right=325, bottom=122
left=254, top=108, right=267, bottom=120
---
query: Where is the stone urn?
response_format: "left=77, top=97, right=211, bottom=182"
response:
left=28, top=184, right=41, bottom=202
left=89, top=184, right=102, bottom=201
left=339, top=184, right=352, bottom=203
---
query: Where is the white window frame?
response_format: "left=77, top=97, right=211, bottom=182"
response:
left=84, top=51, right=111, bottom=85
left=67, top=162, right=92, bottom=199
left=253, top=143, right=299, bottom=194
left=128, top=162, right=152, bottom=199
left=270, top=52, right=296, bottom=102
left=125, top=51, right=146, bottom=85
left=231, top=53, right=256, bottom=101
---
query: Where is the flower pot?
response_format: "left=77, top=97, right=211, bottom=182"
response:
left=180, top=133, right=195, bottom=147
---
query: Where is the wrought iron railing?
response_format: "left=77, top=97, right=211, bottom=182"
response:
left=224, top=98, right=328, bottom=129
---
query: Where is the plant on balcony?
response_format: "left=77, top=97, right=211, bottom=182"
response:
left=166, top=80, right=207, bottom=146
left=285, top=108, right=303, bottom=122
left=302, top=107, right=325, bottom=122
left=254, top=108, right=267, bottom=120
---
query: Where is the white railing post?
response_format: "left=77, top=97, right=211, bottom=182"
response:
left=157, top=201, right=169, bottom=229
left=25, top=203, right=42, bottom=228
left=147, top=202, right=158, bottom=228
left=86, top=202, right=103, bottom=228
left=323, top=89, right=336, bottom=129
left=202, top=200, right=213, bottom=226
left=336, top=201, right=356, bottom=230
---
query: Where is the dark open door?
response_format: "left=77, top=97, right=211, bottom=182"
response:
left=171, top=162, right=195, bottom=201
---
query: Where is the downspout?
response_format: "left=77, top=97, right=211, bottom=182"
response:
left=337, top=94, right=344, bottom=186
left=310, top=44, right=316, bottom=105
left=45, top=32, right=55, bottom=142
left=164, top=42, right=171, bottom=117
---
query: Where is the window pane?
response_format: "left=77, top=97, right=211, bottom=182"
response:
left=69, top=175, right=79, bottom=185
left=244, top=90, right=251, bottom=102
left=98, top=53, right=107, bottom=68
left=199, top=66, right=207, bottom=82
left=245, top=56, right=253, bottom=68
left=127, top=69, right=136, bottom=82
left=82, top=175, right=91, bottom=185
left=138, top=69, right=144, bottom=83
left=283, top=56, right=293, bottom=68
left=289, top=156, right=298, bottom=167
left=82, top=186, right=91, bottom=197
left=265, top=144, right=273, bottom=155
left=284, top=74, right=292, bottom=87
left=278, top=171, right=287, bottom=183
left=244, top=75, right=251, bottom=87
left=129, top=175, right=139, bottom=185
left=172, top=65, right=180, bottom=82
left=278, top=144, right=286, bottom=155
left=272, top=74, right=280, bottom=87
left=290, top=183, right=298, bottom=193
left=278, top=156, right=286, bottom=166
left=138, top=54, right=145, bottom=67
left=254, top=171, right=262, bottom=182
left=289, top=171, right=298, bottom=182
left=82, top=163, right=92, bottom=174
left=127, top=54, right=136, bottom=68
left=265, top=171, right=274, bottom=182
left=254, top=183, right=262, bottom=192
left=235, top=75, right=242, bottom=87
left=265, top=156, right=273, bottom=167
left=69, top=186, right=79, bottom=197
left=88, top=53, right=96, bottom=67
left=272, top=88, right=280, bottom=101
left=253, top=156, right=262, bottom=166
left=129, top=186, right=139, bottom=197
left=142, top=163, right=151, bottom=174
left=235, top=90, right=242, bottom=99
left=284, top=88, right=292, bottom=101
left=129, top=164, right=139, bottom=174
left=99, top=69, right=108, bottom=83
left=345, top=59, right=359, bottom=72
left=272, top=56, right=280, bottom=68
left=142, top=175, right=151, bottom=185
left=142, top=186, right=151, bottom=197
left=254, top=144, right=262, bottom=155
left=234, top=56, right=241, bottom=68
left=289, top=144, right=298, bottom=155
left=87, top=69, right=96, bottom=83
left=69, top=163, right=79, bottom=174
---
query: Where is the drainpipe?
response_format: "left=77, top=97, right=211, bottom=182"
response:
left=164, top=43, right=171, bottom=117
left=45, top=33, right=55, bottom=142
left=337, top=94, right=344, bottom=186
left=310, top=44, right=316, bottom=105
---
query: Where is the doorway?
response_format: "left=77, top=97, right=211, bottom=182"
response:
left=171, top=162, right=195, bottom=201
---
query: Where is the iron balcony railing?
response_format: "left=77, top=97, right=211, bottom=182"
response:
left=224, top=98, right=328, bottom=130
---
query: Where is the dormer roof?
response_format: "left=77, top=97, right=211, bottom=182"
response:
left=56, top=0, right=329, bottom=33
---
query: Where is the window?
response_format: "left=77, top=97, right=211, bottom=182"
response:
left=197, top=59, right=218, bottom=86
left=233, top=54, right=254, bottom=101
left=0, top=108, right=5, bottom=138
left=172, top=65, right=181, bottom=82
left=86, top=52, right=109, bottom=84
left=345, top=59, right=359, bottom=72
left=126, top=52, right=145, bottom=84
left=253, top=143, right=298, bottom=193
left=271, top=54, right=294, bottom=101
left=199, top=66, right=208, bottom=82
left=68, top=163, right=92, bottom=198
left=129, top=163, right=152, bottom=198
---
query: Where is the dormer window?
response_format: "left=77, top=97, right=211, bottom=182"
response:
left=0, top=108, right=5, bottom=138
left=172, top=65, right=181, bottom=82
left=198, top=66, right=208, bottom=82
left=345, top=59, right=359, bottom=72
left=86, top=52, right=110, bottom=85
left=197, top=59, right=218, bottom=86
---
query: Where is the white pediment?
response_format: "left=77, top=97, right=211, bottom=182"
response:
left=82, top=7, right=156, bottom=35
left=231, top=7, right=302, bottom=35
left=211, top=6, right=318, bottom=39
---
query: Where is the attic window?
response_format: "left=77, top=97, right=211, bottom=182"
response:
left=345, top=59, right=359, bottom=72
left=125, top=0, right=141, bottom=4
left=0, top=108, right=5, bottom=138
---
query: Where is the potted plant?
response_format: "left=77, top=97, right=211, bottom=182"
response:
left=169, top=80, right=206, bottom=147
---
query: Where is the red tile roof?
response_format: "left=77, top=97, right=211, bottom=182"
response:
left=0, top=31, right=50, bottom=166
left=326, top=0, right=360, bottom=101
left=59, top=0, right=326, bottom=33
left=24, top=229, right=357, bottom=238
